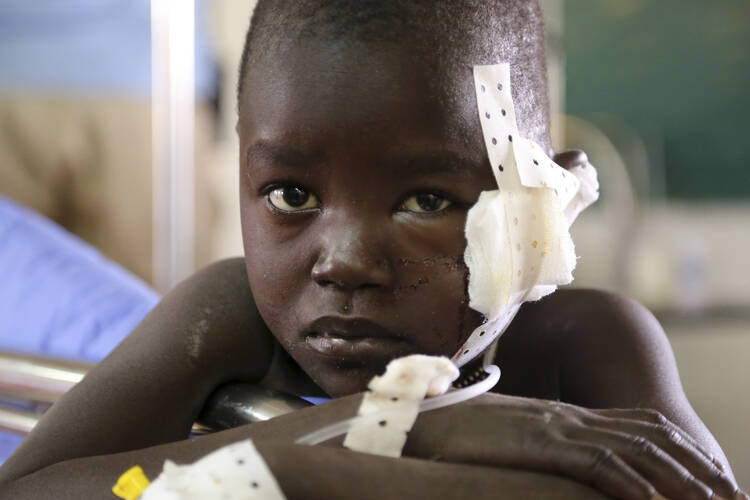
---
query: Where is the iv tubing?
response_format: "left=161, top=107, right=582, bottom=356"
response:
left=295, top=346, right=501, bottom=446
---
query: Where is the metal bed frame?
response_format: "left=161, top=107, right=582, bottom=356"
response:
left=0, top=351, right=310, bottom=438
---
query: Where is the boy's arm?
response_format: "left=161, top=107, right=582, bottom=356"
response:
left=0, top=267, right=737, bottom=499
left=0, top=388, right=611, bottom=500
left=2, top=439, right=609, bottom=500
left=549, top=289, right=731, bottom=472
left=401, top=289, right=742, bottom=499
left=0, top=258, right=274, bottom=485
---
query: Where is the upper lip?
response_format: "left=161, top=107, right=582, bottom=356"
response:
left=304, top=316, right=405, bottom=341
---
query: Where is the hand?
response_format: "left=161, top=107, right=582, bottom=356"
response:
left=552, top=149, right=589, bottom=170
left=403, top=393, right=744, bottom=500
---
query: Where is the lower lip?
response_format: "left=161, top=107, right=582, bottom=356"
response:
left=305, top=334, right=409, bottom=359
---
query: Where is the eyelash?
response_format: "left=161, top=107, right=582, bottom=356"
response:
left=261, top=183, right=319, bottom=214
left=260, top=184, right=458, bottom=216
left=399, top=189, right=455, bottom=217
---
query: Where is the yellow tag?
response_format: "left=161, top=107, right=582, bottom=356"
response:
left=112, top=465, right=150, bottom=500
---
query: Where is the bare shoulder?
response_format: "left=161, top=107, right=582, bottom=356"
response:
left=503, top=287, right=731, bottom=466
left=110, top=257, right=275, bottom=385
left=506, top=288, right=677, bottom=408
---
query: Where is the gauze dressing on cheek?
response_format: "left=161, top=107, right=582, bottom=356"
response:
left=453, top=64, right=599, bottom=367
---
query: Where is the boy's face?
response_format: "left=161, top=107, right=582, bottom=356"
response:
left=239, top=41, right=496, bottom=396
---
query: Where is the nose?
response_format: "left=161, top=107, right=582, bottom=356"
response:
left=310, top=218, right=395, bottom=291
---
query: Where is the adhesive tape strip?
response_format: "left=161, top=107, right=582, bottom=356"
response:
left=343, top=355, right=459, bottom=458
left=141, top=439, right=286, bottom=500
left=452, top=63, right=599, bottom=367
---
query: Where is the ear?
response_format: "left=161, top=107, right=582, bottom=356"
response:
left=552, top=149, right=588, bottom=171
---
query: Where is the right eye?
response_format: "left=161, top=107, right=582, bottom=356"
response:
left=267, top=186, right=320, bottom=212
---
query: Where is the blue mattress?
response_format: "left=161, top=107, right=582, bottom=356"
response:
left=0, top=195, right=159, bottom=463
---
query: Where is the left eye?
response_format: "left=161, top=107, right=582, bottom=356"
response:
left=401, top=193, right=452, bottom=213
left=267, top=186, right=320, bottom=212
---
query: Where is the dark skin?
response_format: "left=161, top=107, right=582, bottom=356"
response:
left=0, top=39, right=745, bottom=500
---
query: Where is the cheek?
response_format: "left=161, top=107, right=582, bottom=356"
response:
left=241, top=199, right=309, bottom=331
left=391, top=214, right=485, bottom=353
left=392, top=254, right=481, bottom=354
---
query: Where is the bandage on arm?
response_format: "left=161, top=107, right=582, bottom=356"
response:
left=341, top=355, right=459, bottom=457
left=295, top=354, right=499, bottom=456
left=139, top=439, right=286, bottom=500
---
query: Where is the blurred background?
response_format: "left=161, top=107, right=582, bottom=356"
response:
left=0, top=0, right=747, bottom=487
left=549, top=0, right=750, bottom=488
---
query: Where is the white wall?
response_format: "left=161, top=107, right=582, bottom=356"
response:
left=669, top=321, right=750, bottom=489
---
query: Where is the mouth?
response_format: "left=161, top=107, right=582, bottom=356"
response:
left=303, top=316, right=414, bottom=361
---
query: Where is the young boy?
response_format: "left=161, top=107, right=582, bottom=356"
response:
left=0, top=1, right=744, bottom=498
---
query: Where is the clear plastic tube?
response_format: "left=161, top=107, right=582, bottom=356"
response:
left=295, top=347, right=501, bottom=446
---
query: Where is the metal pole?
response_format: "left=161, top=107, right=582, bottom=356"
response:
left=151, top=0, right=196, bottom=293
left=0, top=352, right=308, bottom=437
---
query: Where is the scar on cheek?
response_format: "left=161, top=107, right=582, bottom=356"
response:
left=393, top=276, right=430, bottom=295
left=392, top=256, right=467, bottom=297
left=396, top=255, right=467, bottom=272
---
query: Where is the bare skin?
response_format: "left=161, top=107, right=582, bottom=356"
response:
left=0, top=27, right=745, bottom=500
left=0, top=260, right=740, bottom=499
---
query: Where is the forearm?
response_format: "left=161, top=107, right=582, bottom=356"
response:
left=1, top=440, right=607, bottom=500
left=0, top=262, right=275, bottom=485
left=0, top=394, right=610, bottom=499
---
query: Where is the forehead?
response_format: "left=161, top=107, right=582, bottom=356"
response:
left=239, top=40, right=485, bottom=160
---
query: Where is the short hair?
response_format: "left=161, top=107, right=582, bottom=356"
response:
left=237, top=0, right=551, bottom=149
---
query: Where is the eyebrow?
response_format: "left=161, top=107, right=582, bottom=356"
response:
left=387, top=152, right=484, bottom=177
left=245, top=141, right=326, bottom=169
left=245, top=141, right=484, bottom=177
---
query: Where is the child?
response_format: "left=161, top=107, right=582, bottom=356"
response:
left=0, top=1, right=744, bottom=498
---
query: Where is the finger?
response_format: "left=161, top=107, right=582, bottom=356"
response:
left=597, top=416, right=736, bottom=499
left=540, top=440, right=657, bottom=500
left=591, top=409, right=738, bottom=498
left=552, top=149, right=588, bottom=171
left=564, top=427, right=715, bottom=500
left=595, top=409, right=716, bottom=463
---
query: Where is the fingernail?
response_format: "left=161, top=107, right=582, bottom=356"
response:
left=651, top=494, right=669, bottom=500
left=712, top=457, right=726, bottom=472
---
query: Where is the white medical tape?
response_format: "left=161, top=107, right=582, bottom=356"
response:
left=343, top=355, right=459, bottom=458
left=141, top=439, right=286, bottom=500
left=452, top=63, right=599, bottom=367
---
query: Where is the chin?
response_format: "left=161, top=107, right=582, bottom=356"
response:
left=314, top=363, right=385, bottom=397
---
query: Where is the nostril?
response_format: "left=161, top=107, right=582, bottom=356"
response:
left=316, top=278, right=347, bottom=289
left=311, top=255, right=394, bottom=291
left=310, top=263, right=350, bottom=289
left=310, top=227, right=395, bottom=290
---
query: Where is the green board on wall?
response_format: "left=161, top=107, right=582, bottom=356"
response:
left=564, top=0, right=750, bottom=199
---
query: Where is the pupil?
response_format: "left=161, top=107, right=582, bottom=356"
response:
left=416, top=193, right=442, bottom=211
left=283, top=187, right=308, bottom=207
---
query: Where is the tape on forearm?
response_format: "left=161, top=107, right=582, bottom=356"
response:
left=140, top=439, right=286, bottom=500
left=452, top=64, right=599, bottom=367
left=343, top=355, right=459, bottom=458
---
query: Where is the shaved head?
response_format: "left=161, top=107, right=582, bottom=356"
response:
left=238, top=0, right=551, bottom=150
